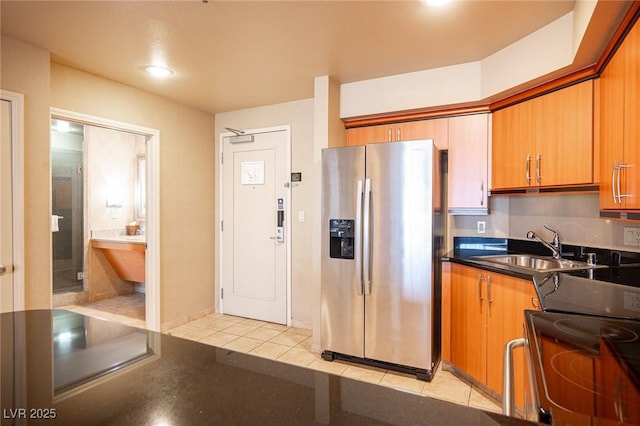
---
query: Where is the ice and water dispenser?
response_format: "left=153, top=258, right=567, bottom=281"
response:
left=329, top=219, right=355, bottom=259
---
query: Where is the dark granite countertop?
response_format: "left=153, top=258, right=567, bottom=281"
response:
left=1, top=310, right=532, bottom=425
left=444, top=237, right=640, bottom=287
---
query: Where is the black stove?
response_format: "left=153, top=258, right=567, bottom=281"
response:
left=533, top=268, right=640, bottom=321
left=525, top=310, right=640, bottom=424
left=526, top=265, right=640, bottom=424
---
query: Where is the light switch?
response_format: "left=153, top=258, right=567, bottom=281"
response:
left=298, top=210, right=305, bottom=223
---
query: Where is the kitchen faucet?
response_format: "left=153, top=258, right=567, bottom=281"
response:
left=526, top=226, right=562, bottom=259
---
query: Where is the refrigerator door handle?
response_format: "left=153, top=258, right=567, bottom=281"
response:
left=355, top=180, right=364, bottom=295
left=363, top=178, right=372, bottom=295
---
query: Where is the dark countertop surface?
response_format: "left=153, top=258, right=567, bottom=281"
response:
left=1, top=310, right=532, bottom=426
left=444, top=237, right=640, bottom=288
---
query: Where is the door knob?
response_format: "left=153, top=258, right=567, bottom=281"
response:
left=0, top=265, right=6, bottom=276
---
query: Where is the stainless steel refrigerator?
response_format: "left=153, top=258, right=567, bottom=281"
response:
left=320, top=139, right=443, bottom=381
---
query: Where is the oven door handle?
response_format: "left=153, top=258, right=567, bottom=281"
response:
left=503, top=337, right=527, bottom=417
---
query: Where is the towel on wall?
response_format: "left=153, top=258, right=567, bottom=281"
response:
left=52, top=215, right=63, bottom=232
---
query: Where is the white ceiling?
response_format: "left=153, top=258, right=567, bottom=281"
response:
left=0, top=1, right=632, bottom=114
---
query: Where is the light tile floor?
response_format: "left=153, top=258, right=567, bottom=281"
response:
left=62, top=294, right=502, bottom=415
left=61, top=293, right=146, bottom=329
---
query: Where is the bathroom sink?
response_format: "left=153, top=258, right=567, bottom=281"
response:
left=474, top=254, right=606, bottom=273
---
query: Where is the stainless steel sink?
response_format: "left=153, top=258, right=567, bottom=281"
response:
left=474, top=254, right=606, bottom=273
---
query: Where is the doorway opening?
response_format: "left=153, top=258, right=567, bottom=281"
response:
left=50, top=108, right=160, bottom=331
left=51, top=121, right=147, bottom=326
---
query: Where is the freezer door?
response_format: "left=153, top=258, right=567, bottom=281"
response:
left=321, top=146, right=366, bottom=358
left=364, top=140, right=438, bottom=370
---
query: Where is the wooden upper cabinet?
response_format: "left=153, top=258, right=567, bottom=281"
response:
left=538, top=81, right=594, bottom=186
left=346, top=125, right=394, bottom=146
left=448, top=114, right=489, bottom=214
left=492, top=80, right=594, bottom=191
left=600, top=19, right=640, bottom=212
left=624, top=19, right=640, bottom=210
left=398, top=119, right=449, bottom=150
left=599, top=36, right=626, bottom=210
left=345, top=117, right=449, bottom=149
left=492, top=100, right=537, bottom=189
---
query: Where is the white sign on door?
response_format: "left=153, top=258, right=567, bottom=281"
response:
left=241, top=161, right=265, bottom=185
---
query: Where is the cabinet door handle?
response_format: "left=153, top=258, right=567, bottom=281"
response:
left=525, top=155, right=531, bottom=184
left=612, top=162, right=619, bottom=204
left=531, top=297, right=541, bottom=310
left=480, top=180, right=484, bottom=206
left=618, top=163, right=632, bottom=203
left=477, top=274, right=484, bottom=303
left=616, top=161, right=622, bottom=204
left=536, top=154, right=542, bottom=184
left=487, top=275, right=493, bottom=306
left=396, top=127, right=401, bottom=142
left=387, top=128, right=392, bottom=143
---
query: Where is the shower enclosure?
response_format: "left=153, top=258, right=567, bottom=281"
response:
left=51, top=123, right=84, bottom=293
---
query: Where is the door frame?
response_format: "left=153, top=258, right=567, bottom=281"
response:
left=50, top=108, right=161, bottom=331
left=218, top=125, right=292, bottom=326
left=1, top=90, right=25, bottom=311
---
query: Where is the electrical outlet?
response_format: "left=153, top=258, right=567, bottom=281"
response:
left=477, top=221, right=486, bottom=234
left=624, top=227, right=640, bottom=247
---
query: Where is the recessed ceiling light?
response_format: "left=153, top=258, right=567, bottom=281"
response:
left=144, top=65, right=174, bottom=78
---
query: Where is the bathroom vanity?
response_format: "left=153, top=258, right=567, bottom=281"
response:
left=90, top=236, right=146, bottom=283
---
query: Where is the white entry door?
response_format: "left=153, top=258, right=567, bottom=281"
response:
left=0, top=99, right=15, bottom=312
left=221, top=128, right=289, bottom=324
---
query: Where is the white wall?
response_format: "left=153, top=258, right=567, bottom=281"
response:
left=341, top=11, right=583, bottom=119
left=51, top=63, right=216, bottom=330
left=85, top=126, right=143, bottom=232
left=214, top=98, right=315, bottom=329
left=1, top=35, right=53, bottom=309
left=340, top=62, right=482, bottom=118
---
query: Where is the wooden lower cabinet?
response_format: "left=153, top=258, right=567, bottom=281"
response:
left=450, top=263, right=539, bottom=409
left=450, top=263, right=487, bottom=381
